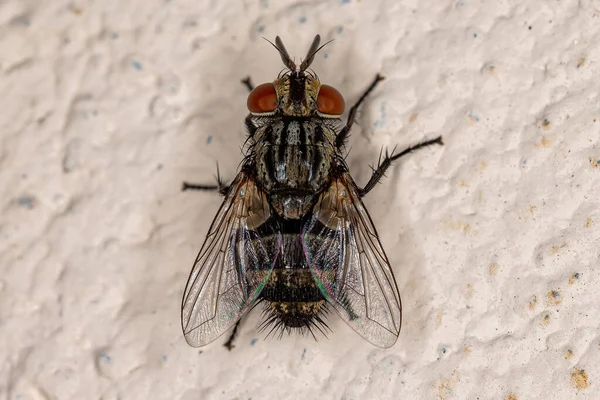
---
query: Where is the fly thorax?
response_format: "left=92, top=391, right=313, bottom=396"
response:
left=270, top=193, right=314, bottom=219
left=255, top=119, right=335, bottom=195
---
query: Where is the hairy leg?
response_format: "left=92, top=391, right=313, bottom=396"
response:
left=359, top=136, right=444, bottom=197
left=335, top=74, right=385, bottom=149
left=241, top=76, right=254, bottom=91
left=223, top=318, right=243, bottom=351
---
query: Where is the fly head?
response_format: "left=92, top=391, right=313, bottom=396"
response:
left=246, top=35, right=345, bottom=118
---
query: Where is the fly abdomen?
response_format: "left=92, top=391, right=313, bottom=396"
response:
left=260, top=269, right=330, bottom=334
left=261, top=269, right=324, bottom=302
left=264, top=301, right=327, bottom=330
left=252, top=224, right=333, bottom=335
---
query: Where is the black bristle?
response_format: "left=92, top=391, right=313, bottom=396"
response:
left=258, top=302, right=331, bottom=341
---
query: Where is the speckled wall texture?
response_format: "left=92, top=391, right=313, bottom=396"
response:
left=2, top=0, right=600, bottom=399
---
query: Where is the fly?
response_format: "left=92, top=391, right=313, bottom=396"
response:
left=181, top=35, right=443, bottom=349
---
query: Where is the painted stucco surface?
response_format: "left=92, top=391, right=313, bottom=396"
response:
left=2, top=0, right=600, bottom=399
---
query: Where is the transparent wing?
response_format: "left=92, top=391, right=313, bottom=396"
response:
left=302, top=175, right=402, bottom=348
left=181, top=171, right=277, bottom=347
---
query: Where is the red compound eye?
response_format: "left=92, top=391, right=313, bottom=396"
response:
left=317, top=84, right=345, bottom=115
left=247, top=83, right=278, bottom=113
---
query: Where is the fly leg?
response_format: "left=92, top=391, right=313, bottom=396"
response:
left=241, top=76, right=254, bottom=91
left=181, top=182, right=229, bottom=194
left=182, top=164, right=229, bottom=195
left=335, top=74, right=385, bottom=149
left=359, top=136, right=444, bottom=197
left=223, top=318, right=243, bottom=351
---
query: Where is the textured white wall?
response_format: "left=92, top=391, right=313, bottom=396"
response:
left=2, top=0, right=600, bottom=399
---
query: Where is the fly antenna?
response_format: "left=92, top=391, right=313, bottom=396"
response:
left=300, top=34, right=333, bottom=71
left=263, top=36, right=296, bottom=70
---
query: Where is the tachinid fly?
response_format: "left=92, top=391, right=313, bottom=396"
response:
left=181, top=35, right=443, bottom=349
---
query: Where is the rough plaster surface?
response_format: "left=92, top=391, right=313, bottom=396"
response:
left=2, top=0, right=600, bottom=399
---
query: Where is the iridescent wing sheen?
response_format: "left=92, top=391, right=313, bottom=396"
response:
left=302, top=175, right=402, bottom=348
left=181, top=171, right=278, bottom=347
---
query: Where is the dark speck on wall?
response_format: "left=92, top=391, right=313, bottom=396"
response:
left=16, top=195, right=37, bottom=209
left=131, top=60, right=143, bottom=70
left=99, top=351, right=111, bottom=363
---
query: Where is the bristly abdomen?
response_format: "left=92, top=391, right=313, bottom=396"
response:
left=256, top=266, right=333, bottom=340
left=259, top=300, right=331, bottom=339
